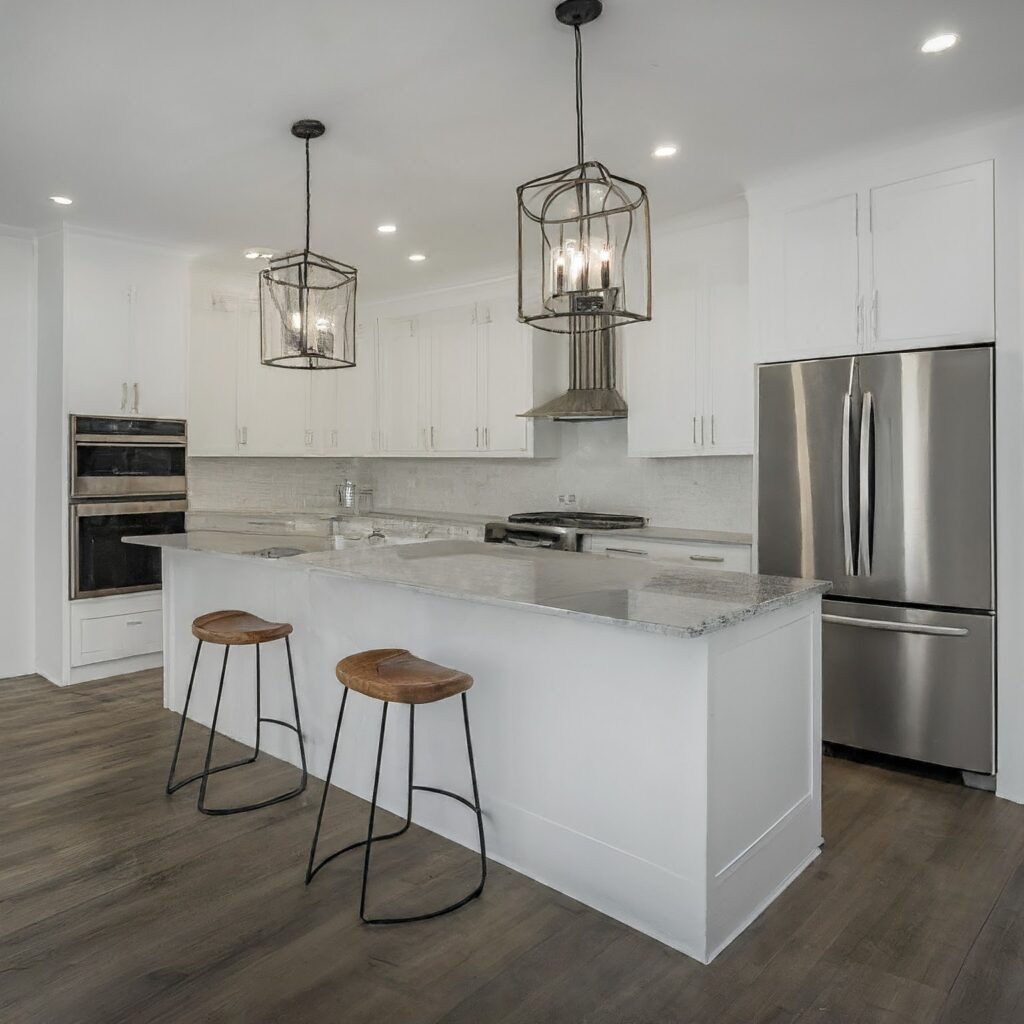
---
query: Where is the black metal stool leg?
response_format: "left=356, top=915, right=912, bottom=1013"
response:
left=166, top=641, right=260, bottom=797
left=305, top=695, right=415, bottom=884
left=284, top=636, right=309, bottom=789
left=166, top=639, right=203, bottom=794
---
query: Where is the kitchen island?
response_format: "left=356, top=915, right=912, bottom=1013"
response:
left=129, top=535, right=827, bottom=964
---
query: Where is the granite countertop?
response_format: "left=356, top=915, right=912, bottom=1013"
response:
left=128, top=535, right=827, bottom=640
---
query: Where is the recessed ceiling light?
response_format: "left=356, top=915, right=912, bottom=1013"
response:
left=408, top=253, right=427, bottom=262
left=921, top=32, right=958, bottom=54
left=377, top=224, right=397, bottom=234
left=652, top=144, right=678, bottom=158
left=50, top=195, right=73, bottom=205
left=244, top=249, right=274, bottom=259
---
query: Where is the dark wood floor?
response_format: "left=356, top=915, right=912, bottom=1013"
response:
left=2, top=673, right=1024, bottom=1024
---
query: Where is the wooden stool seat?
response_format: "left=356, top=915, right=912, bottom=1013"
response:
left=336, top=649, right=473, bottom=705
left=191, top=610, right=293, bottom=646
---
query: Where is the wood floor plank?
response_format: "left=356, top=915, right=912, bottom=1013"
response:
left=4, top=671, right=1024, bottom=1023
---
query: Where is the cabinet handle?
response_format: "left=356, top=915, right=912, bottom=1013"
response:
left=605, top=547, right=648, bottom=557
left=871, top=289, right=879, bottom=342
left=126, top=619, right=143, bottom=626
left=857, top=297, right=864, bottom=343
left=132, top=382, right=139, bottom=414
left=121, top=382, right=128, bottom=413
left=700, top=416, right=705, bottom=446
left=239, top=426, right=248, bottom=446
left=484, top=426, right=489, bottom=448
left=692, top=416, right=697, bottom=444
left=689, top=554, right=725, bottom=563
left=430, top=425, right=436, bottom=449
left=711, top=415, right=716, bottom=445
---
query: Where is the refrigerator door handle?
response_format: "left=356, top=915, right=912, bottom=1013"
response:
left=841, top=392, right=856, bottom=576
left=823, top=614, right=969, bottom=638
left=858, top=391, right=874, bottom=576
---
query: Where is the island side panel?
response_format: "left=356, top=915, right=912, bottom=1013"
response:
left=160, top=547, right=716, bottom=959
left=703, top=596, right=823, bottom=962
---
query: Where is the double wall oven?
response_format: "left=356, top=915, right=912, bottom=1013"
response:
left=70, top=416, right=187, bottom=599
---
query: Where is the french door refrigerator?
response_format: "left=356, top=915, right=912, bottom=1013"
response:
left=757, top=345, right=994, bottom=777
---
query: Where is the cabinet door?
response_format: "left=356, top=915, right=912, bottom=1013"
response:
left=781, top=193, right=861, bottom=358
left=130, top=250, right=188, bottom=418
left=309, top=369, right=339, bottom=454
left=626, top=288, right=701, bottom=456
left=428, top=304, right=480, bottom=453
left=377, top=316, right=426, bottom=453
left=188, top=292, right=240, bottom=455
left=869, top=161, right=994, bottom=350
left=337, top=325, right=378, bottom=455
left=63, top=234, right=134, bottom=416
left=705, top=283, right=753, bottom=452
left=479, top=300, right=530, bottom=453
left=237, top=304, right=309, bottom=455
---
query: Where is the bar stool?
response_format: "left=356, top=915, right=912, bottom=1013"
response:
left=166, top=610, right=308, bottom=815
left=305, top=648, right=487, bottom=924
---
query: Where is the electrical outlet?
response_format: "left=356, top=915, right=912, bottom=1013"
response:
left=558, top=493, right=578, bottom=509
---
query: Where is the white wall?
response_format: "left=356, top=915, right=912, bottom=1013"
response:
left=0, top=230, right=37, bottom=677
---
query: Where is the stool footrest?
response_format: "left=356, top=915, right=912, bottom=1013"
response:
left=166, top=752, right=257, bottom=794
left=259, top=716, right=302, bottom=733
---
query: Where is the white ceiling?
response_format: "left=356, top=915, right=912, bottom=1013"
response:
left=3, top=0, right=1023, bottom=299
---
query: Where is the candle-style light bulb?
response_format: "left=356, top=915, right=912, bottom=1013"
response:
left=599, top=246, right=611, bottom=289
left=291, top=310, right=303, bottom=332
left=553, top=251, right=566, bottom=294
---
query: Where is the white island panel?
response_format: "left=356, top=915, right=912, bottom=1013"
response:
left=150, top=539, right=825, bottom=963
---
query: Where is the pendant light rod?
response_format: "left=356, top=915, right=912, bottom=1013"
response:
left=291, top=118, right=325, bottom=256
left=305, top=137, right=311, bottom=255
left=574, top=25, right=584, bottom=165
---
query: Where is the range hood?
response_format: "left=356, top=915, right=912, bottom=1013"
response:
left=520, top=315, right=627, bottom=421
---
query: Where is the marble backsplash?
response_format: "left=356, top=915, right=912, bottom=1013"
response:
left=187, top=419, right=754, bottom=532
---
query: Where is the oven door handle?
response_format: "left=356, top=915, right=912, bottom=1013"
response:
left=72, top=499, right=188, bottom=516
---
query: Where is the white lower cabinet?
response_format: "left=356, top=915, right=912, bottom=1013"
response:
left=70, top=593, right=163, bottom=667
left=587, top=534, right=752, bottom=573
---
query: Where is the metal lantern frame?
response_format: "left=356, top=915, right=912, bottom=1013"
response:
left=516, top=0, right=652, bottom=335
left=260, top=119, right=358, bottom=370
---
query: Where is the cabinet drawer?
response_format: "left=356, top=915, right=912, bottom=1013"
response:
left=71, top=601, right=163, bottom=666
left=590, top=536, right=751, bottom=572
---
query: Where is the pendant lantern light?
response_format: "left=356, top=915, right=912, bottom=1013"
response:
left=260, top=119, right=357, bottom=369
left=516, top=0, right=651, bottom=335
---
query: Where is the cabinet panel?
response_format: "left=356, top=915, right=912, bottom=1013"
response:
left=706, top=282, right=753, bottom=452
left=428, top=305, right=479, bottom=452
left=188, top=296, right=240, bottom=455
left=626, top=290, right=701, bottom=455
left=64, top=234, right=134, bottom=415
left=237, top=305, right=308, bottom=455
left=782, top=194, right=860, bottom=358
left=378, top=316, right=426, bottom=453
left=870, top=161, right=994, bottom=350
left=589, top=535, right=752, bottom=572
left=480, top=300, right=530, bottom=453
left=130, top=252, right=188, bottom=417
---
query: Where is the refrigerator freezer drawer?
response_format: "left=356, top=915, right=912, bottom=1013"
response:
left=822, top=599, right=994, bottom=774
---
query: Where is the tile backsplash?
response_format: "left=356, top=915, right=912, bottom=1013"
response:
left=188, top=420, right=753, bottom=532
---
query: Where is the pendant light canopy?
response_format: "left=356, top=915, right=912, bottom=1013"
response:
left=260, top=119, right=357, bottom=369
left=516, top=0, right=651, bottom=335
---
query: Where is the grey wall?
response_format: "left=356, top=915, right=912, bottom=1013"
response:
left=188, top=419, right=753, bottom=532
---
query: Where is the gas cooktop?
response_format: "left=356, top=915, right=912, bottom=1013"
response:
left=507, top=511, right=646, bottom=531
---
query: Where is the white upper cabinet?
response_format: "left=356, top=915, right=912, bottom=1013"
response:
left=781, top=194, right=860, bottom=358
left=479, top=298, right=531, bottom=454
left=626, top=210, right=752, bottom=457
left=188, top=288, right=242, bottom=455
left=237, top=303, right=309, bottom=455
left=750, top=158, right=996, bottom=363
left=64, top=231, right=188, bottom=418
left=869, top=161, right=994, bottom=350
left=377, top=316, right=427, bottom=454
left=428, top=305, right=480, bottom=453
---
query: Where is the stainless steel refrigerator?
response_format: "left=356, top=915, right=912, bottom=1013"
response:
left=757, top=345, right=995, bottom=777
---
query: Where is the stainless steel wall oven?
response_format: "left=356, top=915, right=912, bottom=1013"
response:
left=69, top=416, right=187, bottom=599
